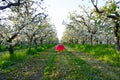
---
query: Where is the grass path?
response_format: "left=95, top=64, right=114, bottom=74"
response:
left=0, top=48, right=57, bottom=80
left=67, top=47, right=120, bottom=80
left=0, top=46, right=120, bottom=80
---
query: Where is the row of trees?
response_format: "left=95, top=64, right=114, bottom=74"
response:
left=0, top=0, right=59, bottom=54
left=62, top=0, right=120, bottom=52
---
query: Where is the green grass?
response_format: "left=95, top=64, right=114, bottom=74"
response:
left=0, top=45, right=7, bottom=52
left=0, top=52, right=55, bottom=79
left=42, top=53, right=57, bottom=79
left=69, top=44, right=120, bottom=67
left=0, top=51, right=25, bottom=69
left=0, top=44, right=55, bottom=69
left=0, top=44, right=119, bottom=80
left=42, top=51, right=108, bottom=80
left=26, top=48, right=37, bottom=55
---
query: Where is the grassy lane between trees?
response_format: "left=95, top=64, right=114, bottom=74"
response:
left=42, top=50, right=108, bottom=80
left=0, top=45, right=120, bottom=80
left=67, top=46, right=120, bottom=80
left=0, top=46, right=56, bottom=80
left=69, top=44, right=120, bottom=67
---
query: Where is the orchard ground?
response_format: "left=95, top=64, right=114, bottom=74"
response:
left=0, top=44, right=120, bottom=80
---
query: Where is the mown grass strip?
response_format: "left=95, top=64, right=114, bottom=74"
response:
left=68, top=53, right=108, bottom=80
left=41, top=50, right=107, bottom=80
left=42, top=53, right=57, bottom=79
left=0, top=44, right=55, bottom=69
left=66, top=46, right=120, bottom=80
left=68, top=44, right=120, bottom=67
left=0, top=46, right=56, bottom=80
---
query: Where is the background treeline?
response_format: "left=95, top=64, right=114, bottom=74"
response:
left=62, top=0, right=120, bottom=52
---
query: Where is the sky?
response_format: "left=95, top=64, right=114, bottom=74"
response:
left=44, top=0, right=105, bottom=40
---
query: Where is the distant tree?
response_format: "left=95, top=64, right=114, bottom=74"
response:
left=62, top=1, right=114, bottom=46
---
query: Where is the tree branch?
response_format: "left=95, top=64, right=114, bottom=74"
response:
left=0, top=0, right=22, bottom=10
left=91, top=0, right=104, bottom=13
left=107, top=14, right=118, bottom=20
left=31, top=13, right=47, bottom=23
left=7, top=24, right=25, bottom=42
left=7, top=31, right=19, bottom=42
left=0, top=18, right=8, bottom=20
left=0, top=33, right=4, bottom=38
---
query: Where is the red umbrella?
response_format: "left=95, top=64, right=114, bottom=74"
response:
left=56, top=44, right=65, bottom=51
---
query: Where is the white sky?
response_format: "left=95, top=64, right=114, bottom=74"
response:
left=44, top=0, right=106, bottom=40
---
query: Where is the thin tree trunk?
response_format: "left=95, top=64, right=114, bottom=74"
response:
left=34, top=38, right=37, bottom=49
left=82, top=37, right=85, bottom=45
left=106, top=36, right=109, bottom=47
left=90, top=34, right=93, bottom=46
left=114, top=22, right=120, bottom=52
left=8, top=44, right=14, bottom=55
left=75, top=39, right=78, bottom=44
left=40, top=39, right=43, bottom=47
left=96, top=38, right=98, bottom=45
left=28, top=38, right=32, bottom=52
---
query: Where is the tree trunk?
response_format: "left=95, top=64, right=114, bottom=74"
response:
left=40, top=39, right=43, bottom=47
left=75, top=39, right=78, bottom=44
left=70, top=39, right=74, bottom=44
left=82, top=37, right=85, bottom=45
left=114, top=22, right=120, bottom=52
left=28, top=38, right=32, bottom=52
left=34, top=38, right=37, bottom=49
left=8, top=44, right=14, bottom=55
left=19, top=41, right=22, bottom=48
left=106, top=36, right=109, bottom=47
left=96, top=38, right=98, bottom=45
left=90, top=34, right=93, bottom=46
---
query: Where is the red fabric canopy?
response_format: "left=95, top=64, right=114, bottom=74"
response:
left=56, top=44, right=65, bottom=51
